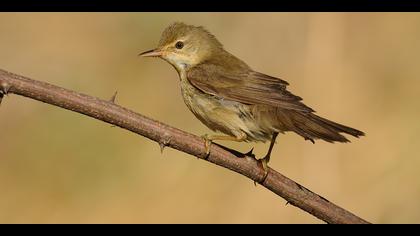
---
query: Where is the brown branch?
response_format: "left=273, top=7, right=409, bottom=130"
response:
left=0, top=69, right=370, bottom=224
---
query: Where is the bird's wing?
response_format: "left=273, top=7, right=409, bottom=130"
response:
left=187, top=63, right=314, bottom=112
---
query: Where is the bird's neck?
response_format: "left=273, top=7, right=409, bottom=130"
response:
left=178, top=67, right=188, bottom=82
left=168, top=61, right=187, bottom=82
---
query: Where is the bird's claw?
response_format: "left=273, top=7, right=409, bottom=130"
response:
left=259, top=156, right=270, bottom=181
left=253, top=156, right=270, bottom=186
left=201, top=134, right=212, bottom=158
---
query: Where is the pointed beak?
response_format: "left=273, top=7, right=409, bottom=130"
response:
left=138, top=48, right=163, bottom=57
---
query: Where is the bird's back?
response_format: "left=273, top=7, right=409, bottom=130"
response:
left=185, top=50, right=364, bottom=143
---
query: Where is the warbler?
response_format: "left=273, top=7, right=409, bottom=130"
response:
left=140, top=22, right=364, bottom=173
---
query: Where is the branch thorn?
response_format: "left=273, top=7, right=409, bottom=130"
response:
left=159, top=133, right=171, bottom=154
left=1, top=81, right=11, bottom=94
left=109, top=91, right=118, bottom=103
left=0, top=81, right=11, bottom=105
left=244, top=147, right=255, bottom=158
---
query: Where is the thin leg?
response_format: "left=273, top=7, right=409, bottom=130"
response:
left=202, top=132, right=247, bottom=156
left=260, top=132, right=279, bottom=175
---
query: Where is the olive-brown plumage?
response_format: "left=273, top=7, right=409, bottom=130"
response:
left=140, top=22, right=364, bottom=172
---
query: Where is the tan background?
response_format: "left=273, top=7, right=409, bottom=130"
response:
left=0, top=13, right=419, bottom=223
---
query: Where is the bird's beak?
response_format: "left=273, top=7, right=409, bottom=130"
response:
left=138, top=48, right=163, bottom=57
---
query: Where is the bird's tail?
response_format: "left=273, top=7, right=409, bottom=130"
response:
left=289, top=112, right=365, bottom=143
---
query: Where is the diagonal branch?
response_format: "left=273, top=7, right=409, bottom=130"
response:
left=0, top=69, right=370, bottom=224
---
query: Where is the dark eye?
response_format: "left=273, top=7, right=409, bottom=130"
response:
left=175, top=41, right=184, bottom=49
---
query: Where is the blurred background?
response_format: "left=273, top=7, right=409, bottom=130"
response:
left=0, top=13, right=419, bottom=223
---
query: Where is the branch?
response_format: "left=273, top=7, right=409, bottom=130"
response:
left=0, top=69, right=370, bottom=224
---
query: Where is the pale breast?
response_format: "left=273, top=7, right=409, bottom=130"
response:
left=179, top=75, right=272, bottom=142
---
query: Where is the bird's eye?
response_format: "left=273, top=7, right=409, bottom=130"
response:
left=175, top=41, right=184, bottom=49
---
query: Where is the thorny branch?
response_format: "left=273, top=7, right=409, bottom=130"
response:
left=0, top=69, right=370, bottom=224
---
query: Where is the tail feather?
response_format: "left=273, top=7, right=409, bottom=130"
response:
left=290, top=112, right=365, bottom=143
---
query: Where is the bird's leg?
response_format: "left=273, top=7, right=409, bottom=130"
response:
left=202, top=132, right=247, bottom=156
left=260, top=132, right=279, bottom=176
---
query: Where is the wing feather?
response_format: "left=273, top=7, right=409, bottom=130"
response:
left=186, top=63, right=314, bottom=112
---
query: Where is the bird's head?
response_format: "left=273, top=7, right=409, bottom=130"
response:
left=139, top=22, right=223, bottom=71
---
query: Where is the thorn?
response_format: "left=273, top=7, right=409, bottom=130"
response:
left=109, top=91, right=118, bottom=103
left=0, top=81, right=11, bottom=106
left=1, top=81, right=11, bottom=94
left=285, top=201, right=290, bottom=206
left=158, top=133, right=171, bottom=154
left=159, top=142, right=166, bottom=153
left=253, top=181, right=257, bottom=187
left=244, top=147, right=254, bottom=157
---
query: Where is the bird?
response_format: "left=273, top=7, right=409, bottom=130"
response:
left=139, top=22, right=364, bottom=174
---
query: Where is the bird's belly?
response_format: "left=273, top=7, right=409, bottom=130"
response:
left=180, top=80, right=272, bottom=142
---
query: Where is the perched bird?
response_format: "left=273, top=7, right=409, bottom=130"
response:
left=139, top=22, right=364, bottom=173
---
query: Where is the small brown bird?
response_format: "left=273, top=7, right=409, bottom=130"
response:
left=140, top=22, right=364, bottom=173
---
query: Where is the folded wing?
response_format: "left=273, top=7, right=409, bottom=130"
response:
left=187, top=63, right=314, bottom=113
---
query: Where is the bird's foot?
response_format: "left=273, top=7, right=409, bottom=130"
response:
left=259, top=155, right=270, bottom=179
left=201, top=134, right=212, bottom=158
left=252, top=155, right=270, bottom=186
